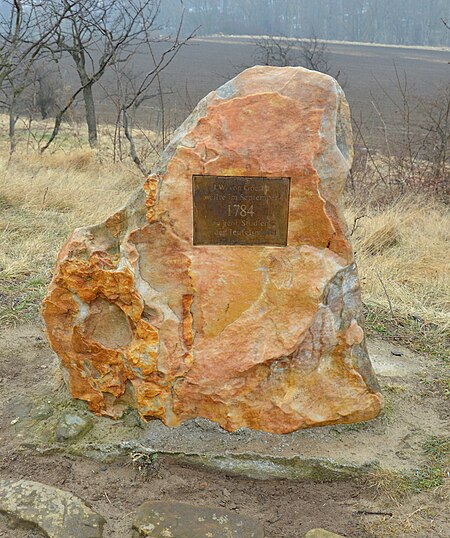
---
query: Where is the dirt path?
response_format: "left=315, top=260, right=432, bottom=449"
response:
left=0, top=322, right=448, bottom=537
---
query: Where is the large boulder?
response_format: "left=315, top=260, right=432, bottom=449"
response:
left=43, top=66, right=383, bottom=433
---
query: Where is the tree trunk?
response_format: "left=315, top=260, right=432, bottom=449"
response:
left=8, top=97, right=17, bottom=157
left=122, top=106, right=149, bottom=176
left=83, top=83, right=98, bottom=148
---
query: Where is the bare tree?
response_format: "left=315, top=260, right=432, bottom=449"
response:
left=253, top=35, right=296, bottom=67
left=35, top=66, right=64, bottom=119
left=253, top=35, right=336, bottom=77
left=40, top=0, right=163, bottom=152
left=0, top=1, right=70, bottom=87
left=350, top=70, right=449, bottom=200
left=418, top=83, right=450, bottom=185
left=106, top=10, right=195, bottom=175
left=0, top=0, right=72, bottom=154
left=298, top=36, right=332, bottom=74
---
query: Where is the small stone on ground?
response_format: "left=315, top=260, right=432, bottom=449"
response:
left=0, top=479, right=105, bottom=538
left=304, top=529, right=345, bottom=538
left=55, top=413, right=92, bottom=441
left=132, top=501, right=264, bottom=537
left=32, top=403, right=53, bottom=420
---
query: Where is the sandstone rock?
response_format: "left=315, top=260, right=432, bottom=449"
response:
left=43, top=66, right=383, bottom=433
left=55, top=413, right=92, bottom=442
left=132, top=501, right=264, bottom=537
left=304, top=529, right=345, bottom=538
left=0, top=479, right=105, bottom=538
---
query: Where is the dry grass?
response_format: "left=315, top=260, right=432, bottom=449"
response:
left=366, top=443, right=449, bottom=503
left=346, top=197, right=449, bottom=359
left=361, top=499, right=449, bottom=538
left=0, top=147, right=142, bottom=323
left=362, top=472, right=449, bottom=537
left=0, top=134, right=449, bottom=362
left=365, top=468, right=414, bottom=504
left=361, top=436, right=449, bottom=536
left=0, top=112, right=162, bottom=163
left=353, top=197, right=449, bottom=326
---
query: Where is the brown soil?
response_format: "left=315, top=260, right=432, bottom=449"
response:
left=0, top=322, right=448, bottom=538
left=95, top=37, right=450, bottom=151
left=0, top=450, right=369, bottom=538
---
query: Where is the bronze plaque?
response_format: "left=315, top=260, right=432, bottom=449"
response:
left=192, top=175, right=290, bottom=246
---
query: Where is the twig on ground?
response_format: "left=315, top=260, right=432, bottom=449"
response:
left=354, top=510, right=394, bottom=516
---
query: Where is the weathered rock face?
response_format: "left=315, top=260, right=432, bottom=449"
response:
left=43, top=66, right=383, bottom=434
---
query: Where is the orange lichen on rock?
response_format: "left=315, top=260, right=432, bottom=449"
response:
left=143, top=175, right=159, bottom=223
left=43, top=67, right=383, bottom=433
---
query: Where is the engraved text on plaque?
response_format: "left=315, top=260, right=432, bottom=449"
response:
left=192, top=175, right=290, bottom=246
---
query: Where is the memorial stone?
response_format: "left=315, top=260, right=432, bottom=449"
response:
left=43, top=66, right=383, bottom=434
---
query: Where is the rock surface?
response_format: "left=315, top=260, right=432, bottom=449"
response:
left=304, top=530, right=345, bottom=538
left=32, top=403, right=54, bottom=420
left=0, top=479, right=105, bottom=538
left=132, top=501, right=264, bottom=537
left=55, top=413, right=92, bottom=442
left=43, top=66, right=383, bottom=433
